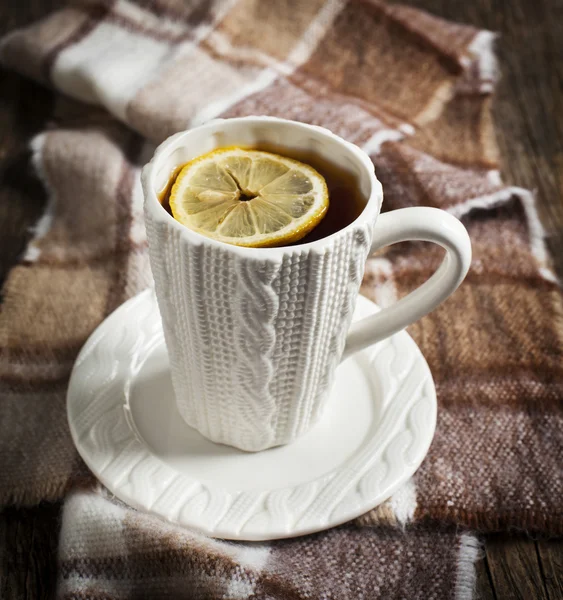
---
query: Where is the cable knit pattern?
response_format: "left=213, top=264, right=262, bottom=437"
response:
left=233, top=259, right=281, bottom=451
left=146, top=206, right=376, bottom=451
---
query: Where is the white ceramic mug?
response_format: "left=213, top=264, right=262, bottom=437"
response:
left=142, top=116, right=471, bottom=452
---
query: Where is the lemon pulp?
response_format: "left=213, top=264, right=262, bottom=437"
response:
left=169, top=147, right=329, bottom=247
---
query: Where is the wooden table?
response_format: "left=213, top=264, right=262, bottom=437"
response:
left=1, top=0, right=562, bottom=598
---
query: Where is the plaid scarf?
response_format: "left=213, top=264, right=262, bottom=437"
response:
left=1, top=0, right=561, bottom=597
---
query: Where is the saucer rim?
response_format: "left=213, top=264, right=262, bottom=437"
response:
left=67, top=289, right=437, bottom=540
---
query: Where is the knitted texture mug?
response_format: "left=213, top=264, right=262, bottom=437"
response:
left=142, top=116, right=471, bottom=451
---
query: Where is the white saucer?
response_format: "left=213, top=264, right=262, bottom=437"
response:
left=67, top=289, right=436, bottom=541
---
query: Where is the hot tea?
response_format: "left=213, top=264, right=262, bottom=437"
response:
left=158, top=144, right=366, bottom=246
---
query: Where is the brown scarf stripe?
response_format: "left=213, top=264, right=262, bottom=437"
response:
left=221, top=72, right=404, bottom=139
left=0, top=376, right=70, bottom=394
left=60, top=551, right=243, bottom=579
left=299, top=2, right=459, bottom=124
left=0, top=361, right=76, bottom=384
left=415, top=507, right=563, bottom=536
left=436, top=375, right=563, bottom=407
left=14, top=243, right=147, bottom=268
left=408, top=96, right=500, bottom=168
left=132, top=0, right=228, bottom=26
left=100, top=0, right=227, bottom=45
left=0, top=340, right=88, bottom=362
left=381, top=1, right=479, bottom=64
left=289, top=71, right=407, bottom=129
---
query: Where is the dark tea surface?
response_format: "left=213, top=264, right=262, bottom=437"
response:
left=158, top=144, right=367, bottom=246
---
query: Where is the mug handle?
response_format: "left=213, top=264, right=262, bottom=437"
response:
left=343, top=207, right=472, bottom=358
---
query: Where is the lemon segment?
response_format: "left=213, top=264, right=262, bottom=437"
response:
left=169, top=147, right=329, bottom=247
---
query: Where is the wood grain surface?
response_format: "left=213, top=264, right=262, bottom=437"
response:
left=0, top=0, right=562, bottom=599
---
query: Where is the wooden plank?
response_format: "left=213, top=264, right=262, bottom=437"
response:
left=0, top=0, right=58, bottom=291
left=485, top=534, right=550, bottom=600
left=537, top=539, right=563, bottom=600
left=0, top=74, right=54, bottom=292
left=486, top=0, right=563, bottom=279
left=475, top=553, right=497, bottom=600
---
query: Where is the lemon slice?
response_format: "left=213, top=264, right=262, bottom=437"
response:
left=169, top=147, right=329, bottom=247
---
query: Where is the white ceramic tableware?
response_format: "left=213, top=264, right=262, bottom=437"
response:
left=67, top=289, right=437, bottom=540
left=142, top=116, right=471, bottom=451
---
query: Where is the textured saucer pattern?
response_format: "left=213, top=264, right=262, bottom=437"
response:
left=67, top=289, right=436, bottom=541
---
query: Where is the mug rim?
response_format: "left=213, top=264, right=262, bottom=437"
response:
left=142, top=116, right=383, bottom=258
